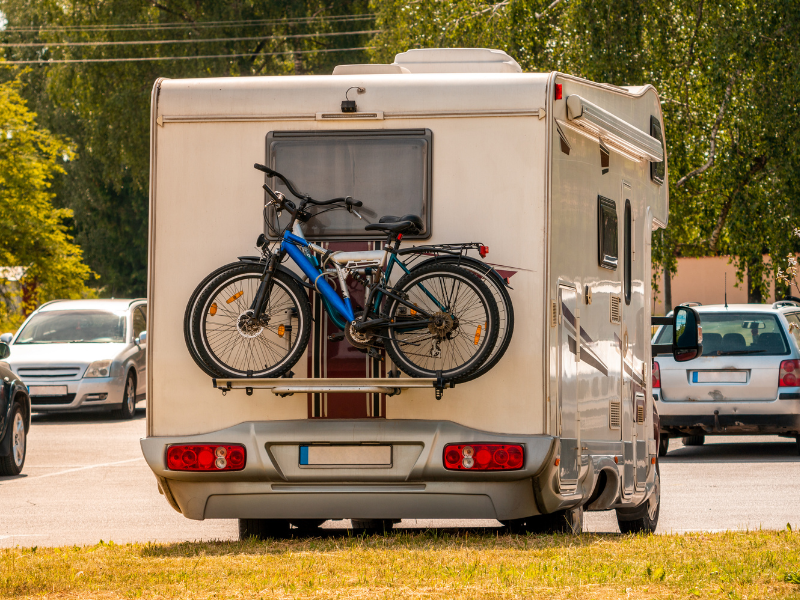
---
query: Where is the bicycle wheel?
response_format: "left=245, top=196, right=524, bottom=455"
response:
left=383, top=263, right=499, bottom=382
left=414, top=257, right=514, bottom=383
left=192, top=263, right=311, bottom=378
left=184, top=261, right=255, bottom=377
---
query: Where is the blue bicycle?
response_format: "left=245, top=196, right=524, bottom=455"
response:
left=186, top=164, right=504, bottom=384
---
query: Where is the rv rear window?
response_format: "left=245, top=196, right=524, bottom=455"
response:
left=598, top=196, right=618, bottom=270
left=265, top=129, right=432, bottom=240
left=650, top=116, right=665, bottom=185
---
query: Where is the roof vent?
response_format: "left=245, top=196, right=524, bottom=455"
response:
left=392, top=48, right=522, bottom=74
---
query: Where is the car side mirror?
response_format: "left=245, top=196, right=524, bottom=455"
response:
left=673, top=305, right=702, bottom=362
left=0, top=342, right=11, bottom=359
left=136, top=331, right=147, bottom=346
left=0, top=333, right=12, bottom=344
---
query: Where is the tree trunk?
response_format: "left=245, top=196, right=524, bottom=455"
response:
left=747, top=258, right=763, bottom=304
left=664, top=268, right=672, bottom=313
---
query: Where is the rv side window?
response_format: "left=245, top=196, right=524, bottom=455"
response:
left=598, top=196, right=618, bottom=270
left=266, top=129, right=432, bottom=240
left=650, top=116, right=665, bottom=185
left=624, top=200, right=632, bottom=304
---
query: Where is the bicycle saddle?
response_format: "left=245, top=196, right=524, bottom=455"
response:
left=364, top=214, right=423, bottom=235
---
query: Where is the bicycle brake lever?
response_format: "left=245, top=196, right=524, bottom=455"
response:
left=351, top=209, right=363, bottom=220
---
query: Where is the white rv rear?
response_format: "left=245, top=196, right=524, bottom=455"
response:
left=142, top=48, right=669, bottom=531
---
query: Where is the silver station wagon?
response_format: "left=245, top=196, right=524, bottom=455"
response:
left=2, top=299, right=147, bottom=418
left=653, top=302, right=800, bottom=455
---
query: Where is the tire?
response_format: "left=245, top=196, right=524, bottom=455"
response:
left=0, top=402, right=26, bottom=476
left=115, top=372, right=137, bottom=419
left=503, top=506, right=583, bottom=535
left=616, top=463, right=660, bottom=534
left=682, top=435, right=705, bottom=446
left=351, top=519, right=397, bottom=533
left=658, top=435, right=670, bottom=457
left=796, top=436, right=800, bottom=456
left=192, top=264, right=311, bottom=378
left=184, top=261, right=253, bottom=377
left=383, top=263, right=500, bottom=382
left=238, top=518, right=290, bottom=540
left=413, top=257, right=514, bottom=383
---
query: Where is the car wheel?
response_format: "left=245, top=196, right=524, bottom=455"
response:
left=0, top=402, right=26, bottom=476
left=682, top=435, right=705, bottom=446
left=616, top=463, right=660, bottom=534
left=238, top=518, right=290, bottom=540
left=115, top=372, right=137, bottom=419
left=658, top=435, right=670, bottom=457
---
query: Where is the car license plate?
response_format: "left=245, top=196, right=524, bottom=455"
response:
left=692, top=371, right=748, bottom=384
left=299, top=445, right=392, bottom=466
left=28, top=385, right=69, bottom=396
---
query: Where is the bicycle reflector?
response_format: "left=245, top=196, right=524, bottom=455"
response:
left=443, top=444, right=524, bottom=471
left=779, top=360, right=800, bottom=387
left=479, top=245, right=489, bottom=258
left=166, top=444, right=246, bottom=471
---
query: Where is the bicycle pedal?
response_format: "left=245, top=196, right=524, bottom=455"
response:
left=328, top=332, right=345, bottom=342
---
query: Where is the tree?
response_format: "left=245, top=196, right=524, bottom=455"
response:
left=0, top=69, right=95, bottom=328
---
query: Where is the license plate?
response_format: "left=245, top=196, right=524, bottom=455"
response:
left=28, top=385, right=69, bottom=396
left=692, top=371, right=748, bottom=383
left=299, top=445, right=392, bottom=466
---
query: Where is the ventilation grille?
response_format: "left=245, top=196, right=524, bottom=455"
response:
left=316, top=111, right=384, bottom=120
left=610, top=296, right=622, bottom=324
left=551, top=302, right=558, bottom=327
left=609, top=400, right=621, bottom=429
left=637, top=404, right=645, bottom=423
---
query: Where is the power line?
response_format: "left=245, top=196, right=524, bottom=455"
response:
left=0, top=29, right=380, bottom=48
left=0, top=46, right=373, bottom=65
left=1, top=14, right=377, bottom=33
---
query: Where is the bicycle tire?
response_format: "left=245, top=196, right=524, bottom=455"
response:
left=382, top=263, right=499, bottom=382
left=191, top=263, right=311, bottom=378
left=184, top=261, right=254, bottom=377
left=410, top=256, right=514, bottom=383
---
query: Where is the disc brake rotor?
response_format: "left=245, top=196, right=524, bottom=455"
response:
left=236, top=310, right=267, bottom=338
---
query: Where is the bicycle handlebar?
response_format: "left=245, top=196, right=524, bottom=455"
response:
left=255, top=163, right=363, bottom=208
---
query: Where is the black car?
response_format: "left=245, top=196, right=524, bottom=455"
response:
left=0, top=342, right=31, bottom=475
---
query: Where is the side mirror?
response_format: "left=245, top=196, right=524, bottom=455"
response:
left=0, top=342, right=11, bottom=360
left=673, top=306, right=702, bottom=362
left=0, top=333, right=13, bottom=344
left=136, top=331, right=147, bottom=346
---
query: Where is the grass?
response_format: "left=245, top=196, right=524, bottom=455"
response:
left=2, top=529, right=800, bottom=599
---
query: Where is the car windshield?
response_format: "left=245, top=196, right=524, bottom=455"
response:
left=16, top=310, right=127, bottom=344
left=654, top=312, right=789, bottom=356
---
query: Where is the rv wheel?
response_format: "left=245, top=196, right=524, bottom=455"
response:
left=658, top=435, right=670, bottom=456
left=616, top=463, right=660, bottom=534
left=682, top=435, right=705, bottom=446
left=238, top=518, right=290, bottom=540
left=351, top=519, right=397, bottom=534
left=503, top=506, right=583, bottom=535
left=796, top=436, right=800, bottom=456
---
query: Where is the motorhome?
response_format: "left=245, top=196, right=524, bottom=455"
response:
left=142, top=48, right=698, bottom=535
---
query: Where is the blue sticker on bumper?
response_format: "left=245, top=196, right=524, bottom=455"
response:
left=299, top=445, right=308, bottom=465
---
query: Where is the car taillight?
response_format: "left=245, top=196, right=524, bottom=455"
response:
left=652, top=360, right=661, bottom=389
left=779, top=360, right=800, bottom=387
left=166, top=444, right=246, bottom=471
left=443, top=444, right=524, bottom=471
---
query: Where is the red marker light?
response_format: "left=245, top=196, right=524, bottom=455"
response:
left=555, top=83, right=562, bottom=100
left=166, top=444, right=246, bottom=471
left=479, top=245, right=489, bottom=258
left=443, top=443, right=524, bottom=471
left=397, top=233, right=403, bottom=241
left=652, top=360, right=661, bottom=389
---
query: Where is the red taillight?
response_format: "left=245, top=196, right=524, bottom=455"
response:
left=555, top=83, right=562, bottom=100
left=166, top=444, right=246, bottom=471
left=652, top=360, right=661, bottom=389
left=779, top=360, right=800, bottom=387
left=479, top=245, right=489, bottom=258
left=443, top=444, right=524, bottom=471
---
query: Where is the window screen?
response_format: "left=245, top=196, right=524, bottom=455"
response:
left=266, top=129, right=432, bottom=240
left=598, top=196, right=618, bottom=270
left=650, top=116, right=665, bottom=185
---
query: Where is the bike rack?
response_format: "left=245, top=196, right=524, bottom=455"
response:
left=212, top=377, right=448, bottom=398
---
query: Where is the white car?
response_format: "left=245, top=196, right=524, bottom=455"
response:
left=2, top=299, right=147, bottom=418
left=653, top=302, right=800, bottom=454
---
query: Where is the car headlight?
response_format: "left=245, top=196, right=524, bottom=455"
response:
left=84, top=359, right=113, bottom=378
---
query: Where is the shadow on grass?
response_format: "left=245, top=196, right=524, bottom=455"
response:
left=139, top=527, right=620, bottom=558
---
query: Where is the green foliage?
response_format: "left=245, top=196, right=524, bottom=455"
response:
left=0, top=0, right=372, bottom=297
left=0, top=70, right=95, bottom=330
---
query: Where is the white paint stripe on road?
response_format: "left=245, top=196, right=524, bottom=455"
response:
left=2, top=457, right=145, bottom=482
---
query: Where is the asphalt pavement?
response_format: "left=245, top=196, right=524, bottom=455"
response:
left=1, top=407, right=798, bottom=547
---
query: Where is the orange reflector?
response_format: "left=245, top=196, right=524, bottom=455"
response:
left=474, top=324, right=482, bottom=345
left=651, top=456, right=656, bottom=464
left=410, top=304, right=417, bottom=316
left=209, top=303, right=217, bottom=316
left=226, top=291, right=243, bottom=304
left=554, top=457, right=560, bottom=466
left=278, top=325, right=285, bottom=337
left=614, top=456, right=619, bottom=464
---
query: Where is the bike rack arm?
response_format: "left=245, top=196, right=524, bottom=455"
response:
left=212, top=377, right=444, bottom=397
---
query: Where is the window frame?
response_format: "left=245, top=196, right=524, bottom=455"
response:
left=624, top=199, right=632, bottom=304
left=598, top=195, right=619, bottom=271
left=650, top=116, right=665, bottom=185
left=265, top=129, right=433, bottom=241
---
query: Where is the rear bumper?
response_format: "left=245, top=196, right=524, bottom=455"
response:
left=141, top=419, right=556, bottom=521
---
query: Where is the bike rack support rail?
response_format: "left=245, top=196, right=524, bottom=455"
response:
left=212, top=377, right=446, bottom=397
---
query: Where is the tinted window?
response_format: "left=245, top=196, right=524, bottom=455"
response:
left=650, top=116, right=665, bottom=185
left=17, top=310, right=127, bottom=344
left=598, top=196, right=618, bottom=270
left=133, top=307, right=146, bottom=338
left=266, top=129, right=432, bottom=240
left=655, top=312, right=789, bottom=356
